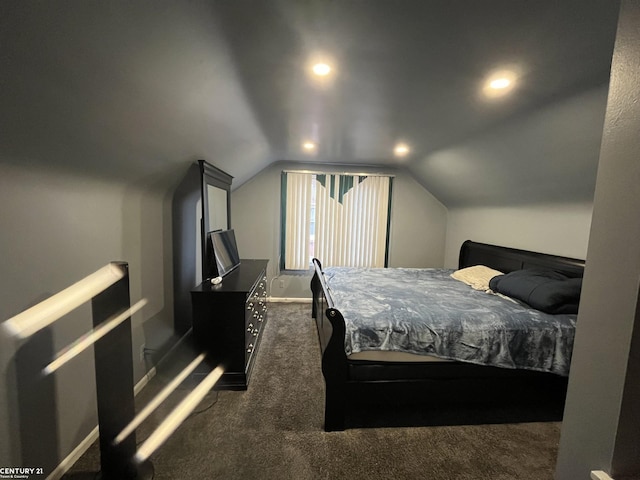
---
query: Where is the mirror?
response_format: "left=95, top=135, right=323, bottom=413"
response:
left=207, top=184, right=228, bottom=232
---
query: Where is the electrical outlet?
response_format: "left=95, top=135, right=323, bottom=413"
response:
left=139, top=343, right=146, bottom=363
left=279, top=279, right=285, bottom=289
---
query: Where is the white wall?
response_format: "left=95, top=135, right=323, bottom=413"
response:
left=231, top=161, right=448, bottom=298
left=0, top=163, right=174, bottom=475
left=556, top=1, right=640, bottom=475
left=387, top=170, right=448, bottom=269
left=445, top=202, right=593, bottom=268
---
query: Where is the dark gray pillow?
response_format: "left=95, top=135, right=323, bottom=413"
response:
left=489, top=269, right=582, bottom=315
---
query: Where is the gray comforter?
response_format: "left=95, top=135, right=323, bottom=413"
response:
left=324, top=267, right=576, bottom=376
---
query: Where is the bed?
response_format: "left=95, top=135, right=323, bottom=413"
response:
left=310, top=240, right=585, bottom=431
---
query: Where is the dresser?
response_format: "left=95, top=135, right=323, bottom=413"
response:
left=191, top=259, right=268, bottom=390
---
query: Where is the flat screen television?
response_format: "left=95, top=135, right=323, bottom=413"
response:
left=205, top=229, right=241, bottom=279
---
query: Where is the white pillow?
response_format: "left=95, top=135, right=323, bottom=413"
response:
left=451, top=265, right=503, bottom=291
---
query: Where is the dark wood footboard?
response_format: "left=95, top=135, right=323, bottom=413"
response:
left=311, top=258, right=349, bottom=431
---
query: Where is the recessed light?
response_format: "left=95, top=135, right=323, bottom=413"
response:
left=489, top=77, right=511, bottom=90
left=483, top=69, right=517, bottom=98
left=302, top=141, right=317, bottom=152
left=312, top=63, right=331, bottom=76
left=394, top=143, right=410, bottom=157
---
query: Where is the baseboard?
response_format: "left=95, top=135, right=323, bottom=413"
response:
left=46, top=426, right=99, bottom=480
left=591, top=471, right=614, bottom=480
left=46, top=367, right=157, bottom=480
left=134, top=366, right=157, bottom=396
left=267, top=297, right=312, bottom=303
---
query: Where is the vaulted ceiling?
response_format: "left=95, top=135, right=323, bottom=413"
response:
left=0, top=0, right=621, bottom=206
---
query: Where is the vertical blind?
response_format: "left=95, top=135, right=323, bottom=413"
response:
left=283, top=172, right=313, bottom=270
left=282, top=172, right=392, bottom=269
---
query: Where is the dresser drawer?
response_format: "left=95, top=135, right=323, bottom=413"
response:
left=244, top=277, right=267, bottom=366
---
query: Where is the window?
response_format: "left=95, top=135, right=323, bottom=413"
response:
left=281, top=171, right=393, bottom=269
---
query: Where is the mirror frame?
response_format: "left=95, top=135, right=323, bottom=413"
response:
left=199, top=160, right=233, bottom=278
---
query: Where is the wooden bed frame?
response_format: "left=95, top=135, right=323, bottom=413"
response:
left=310, top=240, right=585, bottom=431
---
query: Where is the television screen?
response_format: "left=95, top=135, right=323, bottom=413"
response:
left=207, top=229, right=240, bottom=278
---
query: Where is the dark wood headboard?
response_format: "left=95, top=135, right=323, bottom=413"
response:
left=459, top=240, right=585, bottom=278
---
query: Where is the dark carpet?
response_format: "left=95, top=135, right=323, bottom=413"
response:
left=65, top=302, right=562, bottom=480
